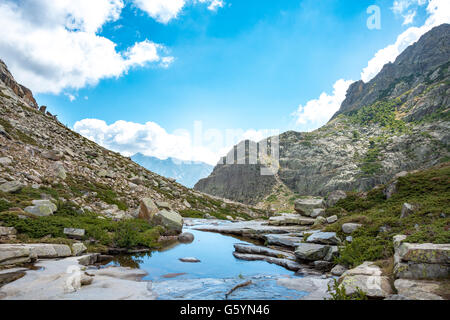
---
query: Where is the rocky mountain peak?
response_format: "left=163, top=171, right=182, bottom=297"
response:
left=0, top=59, right=38, bottom=109
left=333, top=23, right=450, bottom=118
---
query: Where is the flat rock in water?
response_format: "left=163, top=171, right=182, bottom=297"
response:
left=234, top=244, right=295, bottom=260
left=179, top=257, right=201, bottom=263
left=263, top=234, right=304, bottom=248
left=232, top=252, right=301, bottom=272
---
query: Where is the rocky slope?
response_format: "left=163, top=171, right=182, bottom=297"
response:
left=195, top=23, right=450, bottom=207
left=0, top=59, right=266, bottom=224
left=131, top=154, right=213, bottom=188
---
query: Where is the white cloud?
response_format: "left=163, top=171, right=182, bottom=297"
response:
left=294, top=79, right=354, bottom=130
left=133, top=0, right=224, bottom=24
left=74, top=119, right=273, bottom=165
left=0, top=0, right=173, bottom=94
left=363, top=0, right=450, bottom=82
left=65, top=93, right=76, bottom=102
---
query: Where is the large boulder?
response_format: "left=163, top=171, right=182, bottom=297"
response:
left=306, top=232, right=341, bottom=245
left=0, top=181, right=23, bottom=193
left=152, top=210, right=183, bottom=234
left=397, top=243, right=450, bottom=265
left=294, top=197, right=325, bottom=216
left=138, top=198, right=158, bottom=221
left=295, top=243, right=330, bottom=261
left=339, top=262, right=393, bottom=299
left=326, top=190, right=347, bottom=208
left=394, top=237, right=450, bottom=280
left=24, top=200, right=57, bottom=217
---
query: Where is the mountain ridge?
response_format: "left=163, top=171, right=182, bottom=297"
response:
left=195, top=24, right=450, bottom=208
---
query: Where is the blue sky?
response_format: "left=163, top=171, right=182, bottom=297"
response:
left=1, top=0, right=447, bottom=164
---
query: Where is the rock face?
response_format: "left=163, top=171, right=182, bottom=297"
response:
left=339, top=262, right=393, bottom=299
left=0, top=59, right=38, bottom=109
left=195, top=24, right=450, bottom=205
left=394, top=236, right=450, bottom=280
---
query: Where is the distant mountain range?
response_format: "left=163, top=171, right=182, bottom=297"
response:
left=131, top=153, right=214, bottom=188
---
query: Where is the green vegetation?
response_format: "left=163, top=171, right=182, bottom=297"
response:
left=324, top=163, right=450, bottom=268
left=348, top=99, right=408, bottom=134
left=0, top=203, right=164, bottom=249
left=359, top=140, right=383, bottom=176
left=327, top=279, right=368, bottom=300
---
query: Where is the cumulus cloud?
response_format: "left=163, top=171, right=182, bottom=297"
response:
left=0, top=0, right=173, bottom=94
left=133, top=0, right=224, bottom=24
left=293, top=79, right=354, bottom=130
left=362, top=0, right=450, bottom=82
left=74, top=119, right=269, bottom=165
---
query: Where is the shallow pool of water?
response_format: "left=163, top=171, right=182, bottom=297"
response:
left=110, top=229, right=297, bottom=281
left=108, top=229, right=313, bottom=300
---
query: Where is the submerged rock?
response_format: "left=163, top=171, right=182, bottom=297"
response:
left=179, top=257, right=201, bottom=263
left=178, top=232, right=195, bottom=243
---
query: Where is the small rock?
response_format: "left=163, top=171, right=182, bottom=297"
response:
left=138, top=198, right=158, bottom=221
left=314, top=260, right=333, bottom=272
left=306, top=232, right=341, bottom=245
left=346, top=236, right=353, bottom=243
left=331, top=264, right=347, bottom=276
left=310, top=208, right=326, bottom=218
left=178, top=232, right=195, bottom=243
left=155, top=201, right=171, bottom=210
left=41, top=150, right=64, bottom=161
left=400, top=203, right=416, bottom=219
left=72, top=243, right=87, bottom=256
left=80, top=273, right=94, bottom=286
left=64, top=228, right=86, bottom=240
left=342, top=223, right=362, bottom=234
left=0, top=157, right=12, bottom=166
left=326, top=215, right=338, bottom=224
